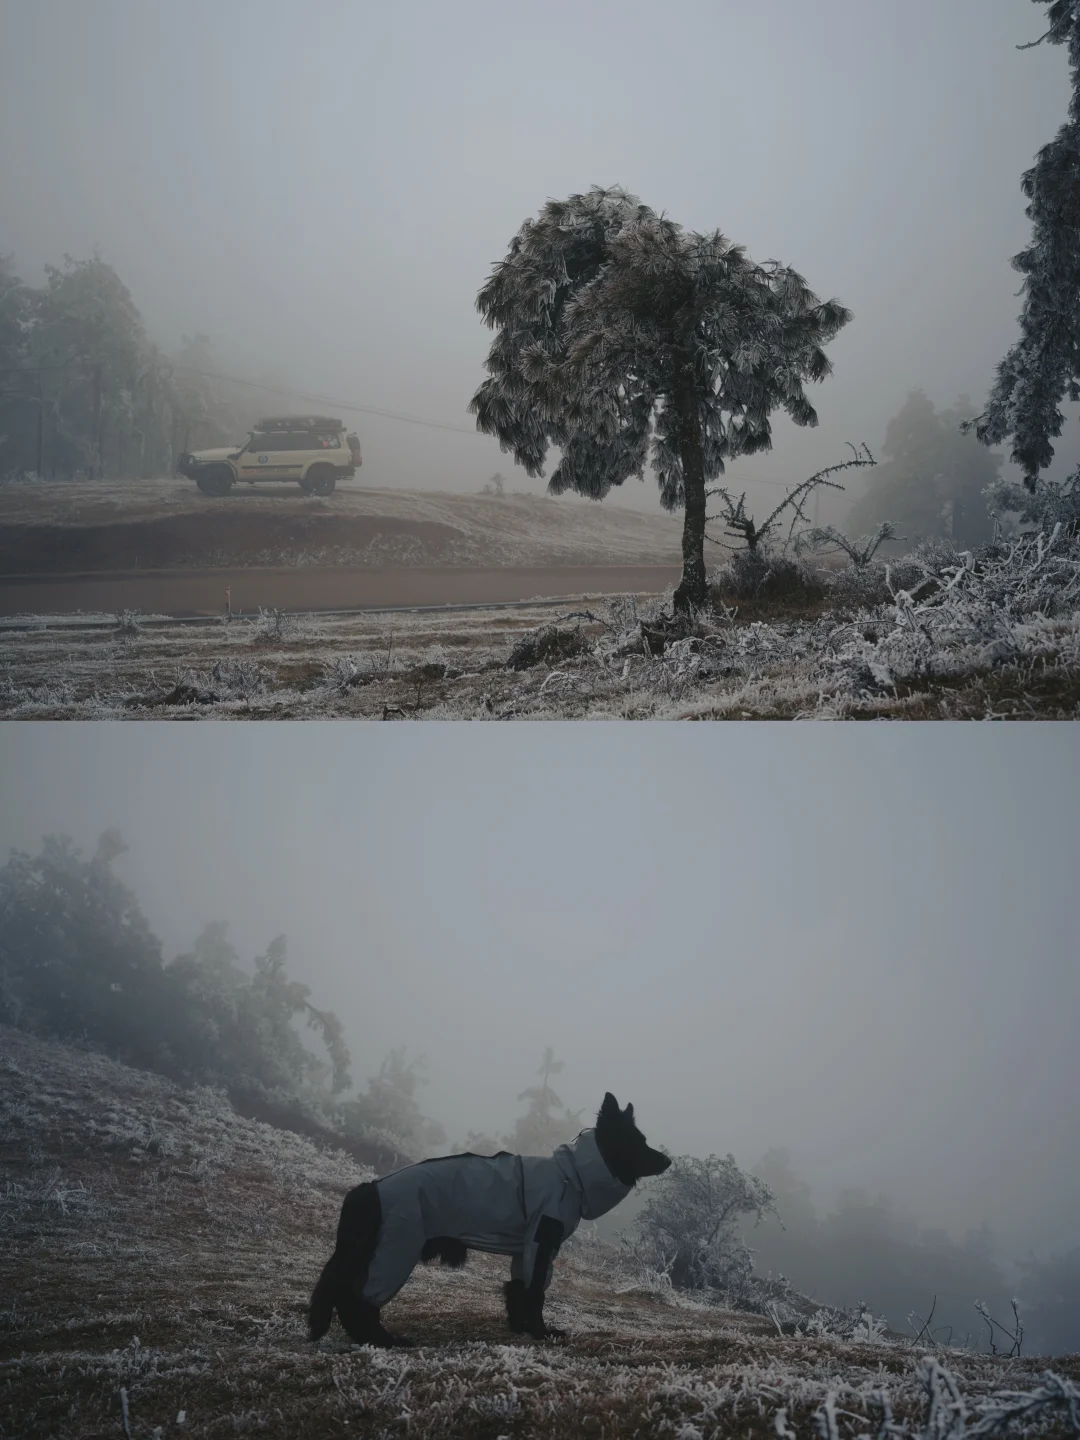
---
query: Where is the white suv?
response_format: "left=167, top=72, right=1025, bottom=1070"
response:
left=178, top=415, right=362, bottom=496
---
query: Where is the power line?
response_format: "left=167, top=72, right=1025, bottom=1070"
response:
left=0, top=364, right=77, bottom=373
left=0, top=359, right=823, bottom=487
left=170, top=363, right=482, bottom=436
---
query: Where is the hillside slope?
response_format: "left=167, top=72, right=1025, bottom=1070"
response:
left=0, top=482, right=684, bottom=574
left=2, top=1027, right=1077, bottom=1438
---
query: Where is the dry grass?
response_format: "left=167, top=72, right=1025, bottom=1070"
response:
left=2, top=1027, right=1078, bottom=1438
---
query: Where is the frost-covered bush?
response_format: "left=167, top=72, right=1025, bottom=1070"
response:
left=709, top=549, right=825, bottom=611
left=253, top=607, right=302, bottom=643
left=114, top=609, right=142, bottom=638
left=628, top=1153, right=778, bottom=1301
left=321, top=645, right=403, bottom=693
left=505, top=623, right=590, bottom=670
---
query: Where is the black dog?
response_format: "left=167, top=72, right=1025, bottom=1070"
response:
left=309, top=1092, right=669, bottom=1346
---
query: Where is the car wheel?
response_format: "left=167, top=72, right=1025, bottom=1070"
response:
left=196, top=465, right=234, bottom=497
left=307, top=465, right=337, bottom=496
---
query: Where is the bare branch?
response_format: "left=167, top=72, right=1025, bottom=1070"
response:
left=797, top=520, right=900, bottom=567
left=705, top=443, right=876, bottom=555
left=907, top=1295, right=938, bottom=1349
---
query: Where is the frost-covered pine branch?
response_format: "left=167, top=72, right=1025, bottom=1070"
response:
left=964, top=3, right=1080, bottom=489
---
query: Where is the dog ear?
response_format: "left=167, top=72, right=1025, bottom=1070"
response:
left=600, top=1092, right=620, bottom=1118
left=624, top=1102, right=635, bottom=1123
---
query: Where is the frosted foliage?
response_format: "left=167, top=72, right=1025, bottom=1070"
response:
left=970, top=2, right=1080, bottom=488
left=629, top=1152, right=778, bottom=1297
left=470, top=186, right=850, bottom=510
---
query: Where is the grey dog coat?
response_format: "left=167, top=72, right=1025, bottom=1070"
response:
left=362, top=1129, right=631, bottom=1307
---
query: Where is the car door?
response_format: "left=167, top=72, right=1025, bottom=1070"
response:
left=237, top=430, right=291, bottom=482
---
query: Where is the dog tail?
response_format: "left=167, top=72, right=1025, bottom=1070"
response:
left=309, top=1252, right=342, bottom=1341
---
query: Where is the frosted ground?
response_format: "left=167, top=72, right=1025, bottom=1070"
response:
left=2, top=1025, right=1078, bottom=1439
left=2, top=528, right=1078, bottom=719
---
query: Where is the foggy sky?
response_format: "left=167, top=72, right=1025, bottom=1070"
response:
left=2, top=0, right=1077, bottom=522
left=1, top=723, right=1077, bottom=1269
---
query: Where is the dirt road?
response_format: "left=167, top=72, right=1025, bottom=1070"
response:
left=0, top=564, right=681, bottom=617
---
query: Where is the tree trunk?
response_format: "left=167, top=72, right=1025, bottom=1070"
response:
left=672, top=373, right=708, bottom=615
left=36, top=369, right=44, bottom=479
left=91, top=363, right=103, bottom=479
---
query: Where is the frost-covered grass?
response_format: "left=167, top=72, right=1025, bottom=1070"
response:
left=2, top=1026, right=1078, bottom=1438
left=1, top=530, right=1078, bottom=718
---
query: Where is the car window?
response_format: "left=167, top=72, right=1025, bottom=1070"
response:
left=315, top=433, right=342, bottom=449
left=252, top=432, right=318, bottom=452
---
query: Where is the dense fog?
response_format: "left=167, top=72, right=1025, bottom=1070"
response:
left=1, top=725, right=1076, bottom=1347
left=3, top=0, right=1079, bottom=524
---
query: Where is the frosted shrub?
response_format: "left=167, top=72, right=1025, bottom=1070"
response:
left=629, top=1153, right=778, bottom=1302
left=253, top=607, right=301, bottom=644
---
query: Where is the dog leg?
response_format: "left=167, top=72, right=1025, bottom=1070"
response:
left=505, top=1216, right=566, bottom=1340
left=503, top=1279, right=566, bottom=1340
left=420, top=1237, right=469, bottom=1268
left=337, top=1289, right=415, bottom=1349
left=310, top=1181, right=416, bottom=1346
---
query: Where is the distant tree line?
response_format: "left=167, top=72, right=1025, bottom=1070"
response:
left=0, top=831, right=442, bottom=1170
left=626, top=1143, right=1078, bottom=1356
left=736, top=1148, right=1079, bottom=1357
left=0, top=252, right=256, bottom=482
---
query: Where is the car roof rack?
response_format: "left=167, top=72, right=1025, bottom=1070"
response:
left=254, top=415, right=344, bottom=431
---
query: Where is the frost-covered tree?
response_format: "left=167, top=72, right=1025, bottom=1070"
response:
left=0, top=255, right=38, bottom=477
left=0, top=830, right=172, bottom=1064
left=966, top=3, right=1080, bottom=489
left=846, top=391, right=1000, bottom=547
left=167, top=925, right=352, bottom=1098
left=0, top=252, right=259, bottom=481
left=0, top=833, right=352, bottom=1104
left=456, top=1048, right=584, bottom=1156
left=504, top=1047, right=583, bottom=1155
left=470, top=186, right=851, bottom=611
left=338, top=1047, right=446, bottom=1164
